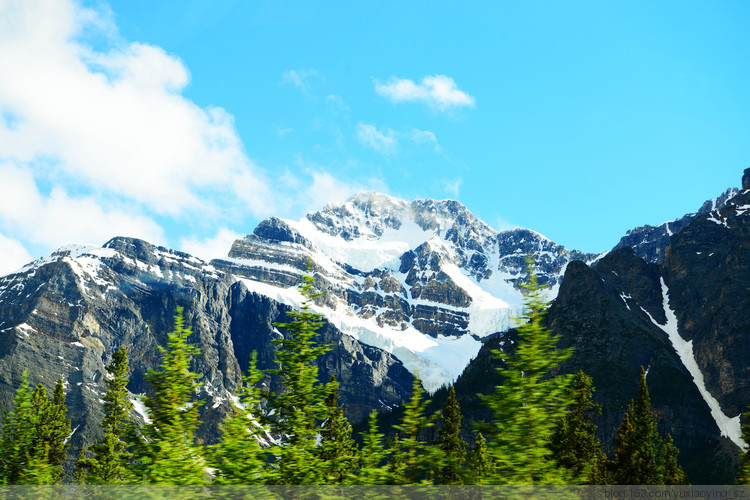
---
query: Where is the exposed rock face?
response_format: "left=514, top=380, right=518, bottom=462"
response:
left=613, top=188, right=738, bottom=263
left=543, top=188, right=750, bottom=483
left=743, top=168, right=750, bottom=190
left=0, top=238, right=413, bottom=475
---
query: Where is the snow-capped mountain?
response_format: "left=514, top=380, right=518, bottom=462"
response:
left=211, top=191, right=597, bottom=391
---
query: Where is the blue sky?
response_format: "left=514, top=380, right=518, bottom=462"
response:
left=1, top=0, right=749, bottom=274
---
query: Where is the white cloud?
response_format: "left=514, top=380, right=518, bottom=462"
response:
left=281, top=69, right=320, bottom=94
left=408, top=128, right=441, bottom=152
left=180, top=227, right=241, bottom=262
left=356, top=123, right=397, bottom=153
left=277, top=126, right=294, bottom=137
left=441, top=177, right=462, bottom=199
left=495, top=216, right=519, bottom=232
left=0, top=162, right=165, bottom=249
left=0, top=0, right=275, bottom=221
left=0, top=232, right=32, bottom=276
left=325, top=94, right=350, bottom=115
left=375, top=75, right=475, bottom=111
left=356, top=123, right=441, bottom=154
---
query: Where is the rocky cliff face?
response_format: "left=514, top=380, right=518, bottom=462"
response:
left=545, top=183, right=750, bottom=483
left=0, top=237, right=413, bottom=474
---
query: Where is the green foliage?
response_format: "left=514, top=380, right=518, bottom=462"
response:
left=479, top=258, right=573, bottom=484
left=465, top=432, right=490, bottom=484
left=0, top=372, right=70, bottom=484
left=612, top=367, right=688, bottom=485
left=265, top=272, right=336, bottom=484
left=660, top=434, right=688, bottom=485
left=389, top=376, right=443, bottom=484
left=210, top=352, right=268, bottom=484
left=549, top=370, right=604, bottom=483
left=318, top=376, right=359, bottom=483
left=354, top=410, right=391, bottom=485
left=76, top=346, right=133, bottom=484
left=130, top=307, right=206, bottom=484
left=739, top=404, right=750, bottom=484
left=435, top=386, right=468, bottom=484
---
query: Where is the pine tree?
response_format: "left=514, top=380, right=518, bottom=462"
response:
left=612, top=367, right=688, bottom=485
left=549, top=370, right=604, bottom=483
left=130, top=307, right=206, bottom=484
left=612, top=367, right=661, bottom=484
left=739, top=404, right=750, bottom=484
left=588, top=447, right=610, bottom=485
left=354, top=410, right=391, bottom=485
left=479, top=258, right=573, bottom=484
left=31, top=378, right=71, bottom=482
left=76, top=346, right=133, bottom=484
left=660, top=434, right=688, bottom=485
left=466, top=432, right=490, bottom=484
left=435, top=386, right=467, bottom=484
left=389, top=376, right=442, bottom=484
left=211, top=351, right=268, bottom=485
left=318, top=375, right=358, bottom=483
left=0, top=372, right=70, bottom=484
left=265, top=272, right=336, bottom=484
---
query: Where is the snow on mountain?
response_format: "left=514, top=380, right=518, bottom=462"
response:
left=212, top=191, right=595, bottom=391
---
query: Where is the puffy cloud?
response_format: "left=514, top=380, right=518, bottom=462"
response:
left=281, top=69, right=320, bottom=94
left=0, top=0, right=274, bottom=225
left=357, top=123, right=440, bottom=154
left=180, top=227, right=241, bottom=262
left=375, top=75, right=475, bottom=111
left=0, top=232, right=32, bottom=276
left=441, top=177, right=462, bottom=199
left=0, top=162, right=166, bottom=250
left=356, top=123, right=397, bottom=153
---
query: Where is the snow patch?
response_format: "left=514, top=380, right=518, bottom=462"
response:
left=640, top=278, right=746, bottom=451
left=131, top=394, right=152, bottom=424
left=238, top=278, right=482, bottom=392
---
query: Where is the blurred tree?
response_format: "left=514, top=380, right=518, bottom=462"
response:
left=479, top=258, right=573, bottom=484
left=130, top=307, right=206, bottom=484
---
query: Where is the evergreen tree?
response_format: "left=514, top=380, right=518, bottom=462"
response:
left=739, top=404, right=750, bottom=484
left=76, top=346, right=133, bottom=484
left=588, top=447, right=610, bottom=485
left=265, top=272, right=336, bottom=484
left=660, top=434, right=688, bottom=485
left=130, top=307, right=206, bottom=484
left=612, top=367, right=688, bottom=485
left=0, top=372, right=69, bottom=484
left=318, top=375, right=358, bottom=484
left=389, top=376, right=442, bottom=484
left=31, top=378, right=71, bottom=481
left=210, top=351, right=268, bottom=485
left=354, top=410, right=391, bottom=485
left=479, top=258, right=573, bottom=484
left=466, top=432, right=490, bottom=484
left=549, top=370, right=604, bottom=483
left=435, top=386, right=467, bottom=484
